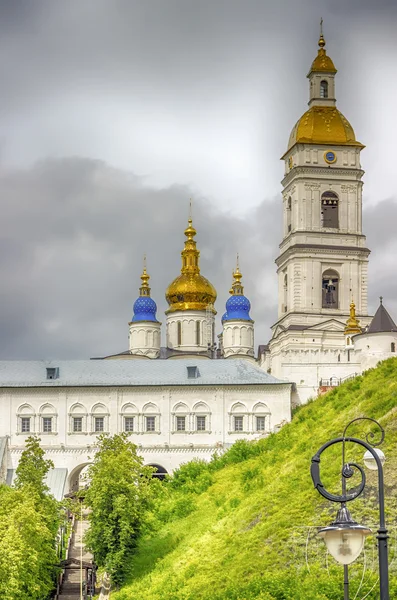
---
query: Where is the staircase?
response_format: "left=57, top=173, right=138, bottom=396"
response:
left=57, top=511, right=94, bottom=599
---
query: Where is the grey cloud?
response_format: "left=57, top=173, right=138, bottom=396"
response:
left=0, top=158, right=279, bottom=359
left=1, top=157, right=395, bottom=361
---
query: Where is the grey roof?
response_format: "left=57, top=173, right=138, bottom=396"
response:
left=0, top=359, right=287, bottom=387
left=6, top=468, right=68, bottom=500
left=367, top=300, right=397, bottom=334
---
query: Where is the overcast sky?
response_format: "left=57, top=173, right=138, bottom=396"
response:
left=0, top=0, right=396, bottom=359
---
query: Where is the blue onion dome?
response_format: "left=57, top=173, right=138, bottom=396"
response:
left=223, top=258, right=253, bottom=322
left=131, top=261, right=159, bottom=323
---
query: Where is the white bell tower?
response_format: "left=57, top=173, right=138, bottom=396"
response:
left=268, top=25, right=372, bottom=403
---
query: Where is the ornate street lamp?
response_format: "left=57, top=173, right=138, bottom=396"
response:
left=311, top=417, right=389, bottom=600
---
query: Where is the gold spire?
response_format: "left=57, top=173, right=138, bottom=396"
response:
left=318, top=17, right=325, bottom=48
left=309, top=19, right=337, bottom=74
left=139, top=255, right=151, bottom=297
left=344, top=300, right=362, bottom=335
left=165, top=212, right=217, bottom=314
left=230, top=254, right=244, bottom=296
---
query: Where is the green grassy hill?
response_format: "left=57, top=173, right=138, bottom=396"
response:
left=113, top=359, right=397, bottom=600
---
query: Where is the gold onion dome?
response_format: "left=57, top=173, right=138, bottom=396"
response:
left=165, top=217, right=217, bottom=314
left=344, top=301, right=362, bottom=335
left=287, top=28, right=363, bottom=151
left=288, top=107, right=363, bottom=150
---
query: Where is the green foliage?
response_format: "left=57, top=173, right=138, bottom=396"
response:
left=14, top=435, right=54, bottom=497
left=0, top=436, right=61, bottom=599
left=169, top=458, right=213, bottom=494
left=112, top=358, right=397, bottom=600
left=84, top=433, right=160, bottom=586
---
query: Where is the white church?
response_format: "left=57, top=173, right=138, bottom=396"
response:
left=1, top=29, right=396, bottom=496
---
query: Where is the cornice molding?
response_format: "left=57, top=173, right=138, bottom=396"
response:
left=276, top=243, right=371, bottom=267
left=282, top=166, right=364, bottom=188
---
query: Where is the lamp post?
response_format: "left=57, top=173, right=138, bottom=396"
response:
left=310, top=417, right=389, bottom=600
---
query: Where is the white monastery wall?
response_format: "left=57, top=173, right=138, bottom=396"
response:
left=0, top=382, right=291, bottom=492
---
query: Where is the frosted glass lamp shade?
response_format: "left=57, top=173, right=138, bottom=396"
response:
left=363, top=448, right=385, bottom=471
left=319, top=506, right=371, bottom=565
left=320, top=528, right=367, bottom=565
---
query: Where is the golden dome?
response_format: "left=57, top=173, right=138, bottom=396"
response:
left=287, top=106, right=364, bottom=151
left=344, top=301, right=362, bottom=335
left=165, top=217, right=217, bottom=314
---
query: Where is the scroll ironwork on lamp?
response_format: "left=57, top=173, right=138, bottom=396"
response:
left=310, top=417, right=389, bottom=600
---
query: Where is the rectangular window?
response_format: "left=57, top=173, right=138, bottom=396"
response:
left=43, top=417, right=53, bottom=433
left=234, top=416, right=243, bottom=432
left=124, top=417, right=134, bottom=432
left=176, top=416, right=186, bottom=431
left=21, top=417, right=31, bottom=433
left=94, top=417, right=104, bottom=433
left=146, top=416, right=156, bottom=432
left=256, top=417, right=266, bottom=432
left=73, top=417, right=83, bottom=433
left=196, top=416, right=206, bottom=431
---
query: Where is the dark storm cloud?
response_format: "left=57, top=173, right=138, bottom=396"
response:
left=1, top=158, right=395, bottom=360
left=0, top=158, right=280, bottom=359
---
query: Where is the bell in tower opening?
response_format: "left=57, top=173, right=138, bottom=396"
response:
left=322, top=270, right=339, bottom=308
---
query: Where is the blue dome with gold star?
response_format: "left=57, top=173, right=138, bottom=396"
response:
left=224, top=294, right=251, bottom=321
left=132, top=296, right=158, bottom=322
left=222, top=259, right=253, bottom=322
left=131, top=261, right=159, bottom=323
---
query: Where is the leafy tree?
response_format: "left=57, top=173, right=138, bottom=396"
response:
left=0, top=437, right=61, bottom=599
left=0, top=486, right=59, bottom=600
left=84, top=433, right=160, bottom=586
left=14, top=435, right=54, bottom=497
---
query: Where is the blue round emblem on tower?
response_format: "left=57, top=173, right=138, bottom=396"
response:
left=324, top=151, right=337, bottom=164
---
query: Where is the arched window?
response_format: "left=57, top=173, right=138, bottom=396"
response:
left=320, top=80, right=328, bottom=98
left=322, top=269, right=339, bottom=309
left=90, top=403, right=109, bottom=434
left=193, top=402, right=211, bottom=432
left=229, top=402, right=248, bottom=433
left=196, top=321, right=201, bottom=346
left=69, top=403, right=87, bottom=434
left=283, top=273, right=288, bottom=313
left=321, top=191, right=339, bottom=228
left=172, top=402, right=189, bottom=433
left=391, top=342, right=396, bottom=353
left=253, top=403, right=271, bottom=433
left=39, top=403, right=57, bottom=434
left=287, top=197, right=292, bottom=232
left=177, top=321, right=182, bottom=346
left=17, top=404, right=35, bottom=434
left=121, top=403, right=139, bottom=433
left=142, top=402, right=160, bottom=433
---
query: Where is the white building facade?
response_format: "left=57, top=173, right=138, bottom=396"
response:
left=0, top=360, right=291, bottom=494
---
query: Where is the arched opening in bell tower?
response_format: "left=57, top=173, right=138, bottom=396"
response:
left=322, top=269, right=339, bottom=309
left=286, top=197, right=292, bottom=233
left=283, top=274, right=288, bottom=312
left=320, top=80, right=329, bottom=98
left=321, top=191, right=339, bottom=229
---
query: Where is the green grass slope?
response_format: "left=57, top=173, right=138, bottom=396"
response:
left=113, top=359, right=397, bottom=600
